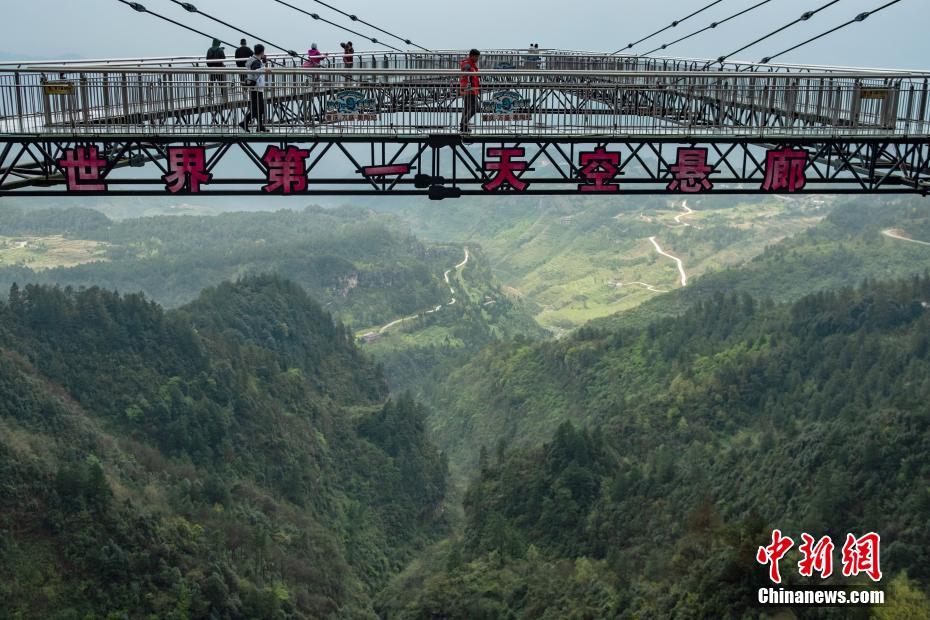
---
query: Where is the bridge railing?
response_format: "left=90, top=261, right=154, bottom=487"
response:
left=7, top=50, right=927, bottom=75
left=1, top=65, right=928, bottom=138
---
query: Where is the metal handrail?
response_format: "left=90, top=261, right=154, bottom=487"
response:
left=1, top=60, right=926, bottom=139
left=4, top=50, right=927, bottom=76
left=3, top=66, right=925, bottom=79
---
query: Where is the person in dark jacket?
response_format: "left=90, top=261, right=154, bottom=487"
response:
left=235, top=39, right=252, bottom=85
left=206, top=38, right=226, bottom=82
left=236, top=39, right=252, bottom=83
left=235, top=39, right=252, bottom=67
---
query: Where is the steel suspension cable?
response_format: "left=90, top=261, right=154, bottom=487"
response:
left=268, top=0, right=403, bottom=52
left=168, top=1, right=306, bottom=60
left=117, top=1, right=236, bottom=49
left=715, top=0, right=842, bottom=64
left=642, top=0, right=775, bottom=56
left=304, top=0, right=429, bottom=50
left=611, top=0, right=728, bottom=54
left=759, top=0, right=905, bottom=63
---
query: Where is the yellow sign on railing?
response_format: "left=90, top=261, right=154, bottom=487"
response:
left=860, top=88, right=890, bottom=101
left=43, top=81, right=73, bottom=96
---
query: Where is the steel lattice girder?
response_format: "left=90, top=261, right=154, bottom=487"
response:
left=0, top=136, right=928, bottom=198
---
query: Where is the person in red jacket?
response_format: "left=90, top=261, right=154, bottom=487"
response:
left=459, top=49, right=481, bottom=133
left=340, top=42, right=355, bottom=69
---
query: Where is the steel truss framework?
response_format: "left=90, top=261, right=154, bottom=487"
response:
left=1, top=136, right=928, bottom=198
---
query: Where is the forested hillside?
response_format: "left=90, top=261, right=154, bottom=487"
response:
left=384, top=276, right=930, bottom=617
left=3, top=198, right=930, bottom=618
left=0, top=206, right=546, bottom=397
left=0, top=276, right=448, bottom=618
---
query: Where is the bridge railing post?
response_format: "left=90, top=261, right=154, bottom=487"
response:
left=161, top=72, right=171, bottom=127
left=271, top=70, right=280, bottom=127
left=919, top=79, right=929, bottom=135
left=102, top=73, right=111, bottom=123
left=904, top=82, right=917, bottom=134
left=829, top=81, right=841, bottom=128
left=40, top=76, right=52, bottom=129
left=813, top=78, right=826, bottom=126
left=851, top=80, right=862, bottom=131
left=79, top=73, right=89, bottom=125
left=134, top=73, right=144, bottom=129
left=13, top=71, right=25, bottom=133
left=886, top=80, right=901, bottom=131
left=193, top=70, right=202, bottom=125
left=121, top=72, right=130, bottom=127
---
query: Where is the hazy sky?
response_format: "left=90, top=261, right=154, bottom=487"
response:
left=4, top=0, right=928, bottom=69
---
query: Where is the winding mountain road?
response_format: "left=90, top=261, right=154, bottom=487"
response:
left=371, top=247, right=470, bottom=336
left=883, top=229, right=930, bottom=247
left=443, top=248, right=470, bottom=306
left=614, top=281, right=669, bottom=293
left=649, top=236, right=688, bottom=287
left=673, top=200, right=694, bottom=226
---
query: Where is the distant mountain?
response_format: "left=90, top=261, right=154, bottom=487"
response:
left=591, top=197, right=930, bottom=332
left=0, top=206, right=455, bottom=327
left=374, top=194, right=831, bottom=333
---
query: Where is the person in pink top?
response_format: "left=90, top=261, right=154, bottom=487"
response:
left=302, top=43, right=327, bottom=68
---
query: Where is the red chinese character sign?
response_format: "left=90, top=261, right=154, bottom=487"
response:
left=162, top=147, right=212, bottom=193
left=40, top=142, right=838, bottom=196
left=761, top=147, right=809, bottom=192
left=757, top=529, right=794, bottom=584
left=798, top=533, right=834, bottom=579
left=668, top=147, right=714, bottom=193
left=58, top=146, right=108, bottom=192
left=841, top=532, right=882, bottom=582
left=262, top=146, right=310, bottom=194
left=362, top=164, right=412, bottom=177
left=578, top=147, right=622, bottom=192
left=483, top=147, right=528, bottom=192
left=757, top=530, right=882, bottom=584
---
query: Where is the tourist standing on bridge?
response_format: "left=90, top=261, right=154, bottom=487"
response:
left=206, top=39, right=226, bottom=83
left=234, top=39, right=252, bottom=85
left=239, top=44, right=268, bottom=133
left=303, top=43, right=327, bottom=68
left=303, top=43, right=327, bottom=83
left=459, top=49, right=481, bottom=133
left=235, top=39, right=252, bottom=66
left=341, top=42, right=355, bottom=69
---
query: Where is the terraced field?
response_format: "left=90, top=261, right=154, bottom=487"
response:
left=0, top=235, right=110, bottom=270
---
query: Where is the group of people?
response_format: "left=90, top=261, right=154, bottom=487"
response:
left=204, top=38, right=335, bottom=132
left=206, top=39, right=359, bottom=131
left=206, top=38, right=270, bottom=131
left=207, top=40, right=489, bottom=134
left=299, top=41, right=356, bottom=68
left=205, top=38, right=260, bottom=78
left=207, top=39, right=356, bottom=72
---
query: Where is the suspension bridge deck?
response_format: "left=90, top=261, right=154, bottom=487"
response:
left=1, top=51, right=928, bottom=197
